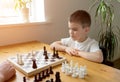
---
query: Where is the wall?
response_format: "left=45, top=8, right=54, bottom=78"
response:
left=0, top=0, right=119, bottom=60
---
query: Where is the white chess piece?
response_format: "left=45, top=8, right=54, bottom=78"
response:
left=78, top=65, right=87, bottom=79
left=17, top=54, right=24, bottom=65
left=61, top=62, right=65, bottom=72
left=83, top=65, right=87, bottom=75
left=71, top=63, right=79, bottom=78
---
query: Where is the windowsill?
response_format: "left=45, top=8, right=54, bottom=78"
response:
left=0, top=21, right=49, bottom=28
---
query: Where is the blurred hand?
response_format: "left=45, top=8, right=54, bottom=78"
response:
left=65, top=47, right=79, bottom=56
left=0, top=61, right=16, bottom=82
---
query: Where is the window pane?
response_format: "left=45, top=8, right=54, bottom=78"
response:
left=31, top=0, right=45, bottom=22
left=0, top=0, right=17, bottom=17
left=0, top=0, right=45, bottom=24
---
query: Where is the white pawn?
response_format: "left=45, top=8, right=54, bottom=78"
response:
left=83, top=65, right=87, bottom=75
left=79, top=65, right=86, bottom=79
left=61, top=62, right=65, bottom=72
left=79, top=69, right=85, bottom=79
left=72, top=69, right=78, bottom=78
left=70, top=60, right=73, bottom=67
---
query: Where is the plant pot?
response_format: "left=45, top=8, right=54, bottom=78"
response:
left=21, top=8, right=29, bottom=22
left=104, top=60, right=114, bottom=67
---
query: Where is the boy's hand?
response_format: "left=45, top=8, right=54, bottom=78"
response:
left=65, top=47, right=79, bottom=56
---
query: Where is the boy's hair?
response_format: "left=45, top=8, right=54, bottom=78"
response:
left=69, top=10, right=91, bottom=28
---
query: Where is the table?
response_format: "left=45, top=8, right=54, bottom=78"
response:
left=0, top=41, right=120, bottom=82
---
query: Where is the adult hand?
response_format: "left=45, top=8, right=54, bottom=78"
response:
left=0, top=61, right=16, bottom=82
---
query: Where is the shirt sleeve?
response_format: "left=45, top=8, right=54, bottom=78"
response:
left=89, top=40, right=100, bottom=52
left=61, top=37, right=71, bottom=47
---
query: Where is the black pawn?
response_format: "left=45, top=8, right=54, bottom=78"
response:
left=56, top=51, right=59, bottom=58
left=42, top=70, right=46, bottom=79
left=23, top=77, right=26, bottom=82
left=49, top=66, right=54, bottom=74
left=34, top=75, right=38, bottom=82
left=32, top=59, right=37, bottom=69
left=46, top=69, right=50, bottom=77
left=51, top=78, right=54, bottom=82
left=46, top=80, right=50, bottom=82
left=38, top=73, right=42, bottom=81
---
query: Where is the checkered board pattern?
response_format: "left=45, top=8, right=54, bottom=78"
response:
left=7, top=50, right=66, bottom=76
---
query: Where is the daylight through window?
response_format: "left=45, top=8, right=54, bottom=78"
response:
left=0, top=0, right=45, bottom=25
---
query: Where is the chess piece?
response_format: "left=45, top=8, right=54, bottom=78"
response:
left=43, top=46, right=47, bottom=56
left=38, top=73, right=42, bottom=81
left=32, top=59, right=37, bottom=69
left=46, top=80, right=50, bottom=82
left=56, top=51, right=59, bottom=58
left=55, top=72, right=61, bottom=82
left=56, top=50, right=63, bottom=59
left=46, top=69, right=50, bottom=77
left=23, top=77, right=26, bottom=82
left=17, top=54, right=24, bottom=65
left=50, top=78, right=54, bottom=82
left=44, top=51, right=48, bottom=59
left=49, top=66, right=54, bottom=74
left=34, top=75, right=38, bottom=82
left=52, top=47, right=56, bottom=57
left=44, top=46, right=46, bottom=51
left=42, top=70, right=46, bottom=79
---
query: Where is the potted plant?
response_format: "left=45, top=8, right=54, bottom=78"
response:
left=89, top=0, right=120, bottom=66
left=14, top=0, right=32, bottom=22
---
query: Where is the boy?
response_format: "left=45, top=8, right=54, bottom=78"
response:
left=50, top=10, right=103, bottom=63
left=0, top=61, right=16, bottom=82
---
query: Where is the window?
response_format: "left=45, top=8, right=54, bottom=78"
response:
left=0, top=0, right=45, bottom=25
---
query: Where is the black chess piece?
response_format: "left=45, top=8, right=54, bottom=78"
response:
left=38, top=73, right=42, bottom=81
left=44, top=51, right=48, bottom=59
left=34, top=75, right=38, bottom=82
left=43, top=46, right=47, bottom=56
left=46, top=69, right=50, bottom=77
left=42, top=70, right=46, bottom=79
left=46, top=80, right=50, bottom=82
left=23, top=77, right=26, bottom=82
left=55, top=72, right=61, bottom=82
left=56, top=50, right=59, bottom=58
left=50, top=78, right=54, bottom=82
left=32, top=59, right=37, bottom=69
left=52, top=47, right=56, bottom=57
left=44, top=46, right=46, bottom=52
left=49, top=66, right=54, bottom=74
left=56, top=51, right=62, bottom=59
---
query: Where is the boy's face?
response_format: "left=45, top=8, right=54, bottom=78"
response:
left=68, top=22, right=89, bottom=42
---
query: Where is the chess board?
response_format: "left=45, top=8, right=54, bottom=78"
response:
left=7, top=50, right=66, bottom=77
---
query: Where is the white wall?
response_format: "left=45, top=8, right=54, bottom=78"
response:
left=0, top=0, right=119, bottom=60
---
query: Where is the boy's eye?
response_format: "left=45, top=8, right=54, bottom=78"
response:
left=72, top=28, right=78, bottom=31
left=69, top=27, right=78, bottom=31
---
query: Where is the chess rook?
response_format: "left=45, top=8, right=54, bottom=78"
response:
left=17, top=54, right=24, bottom=65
